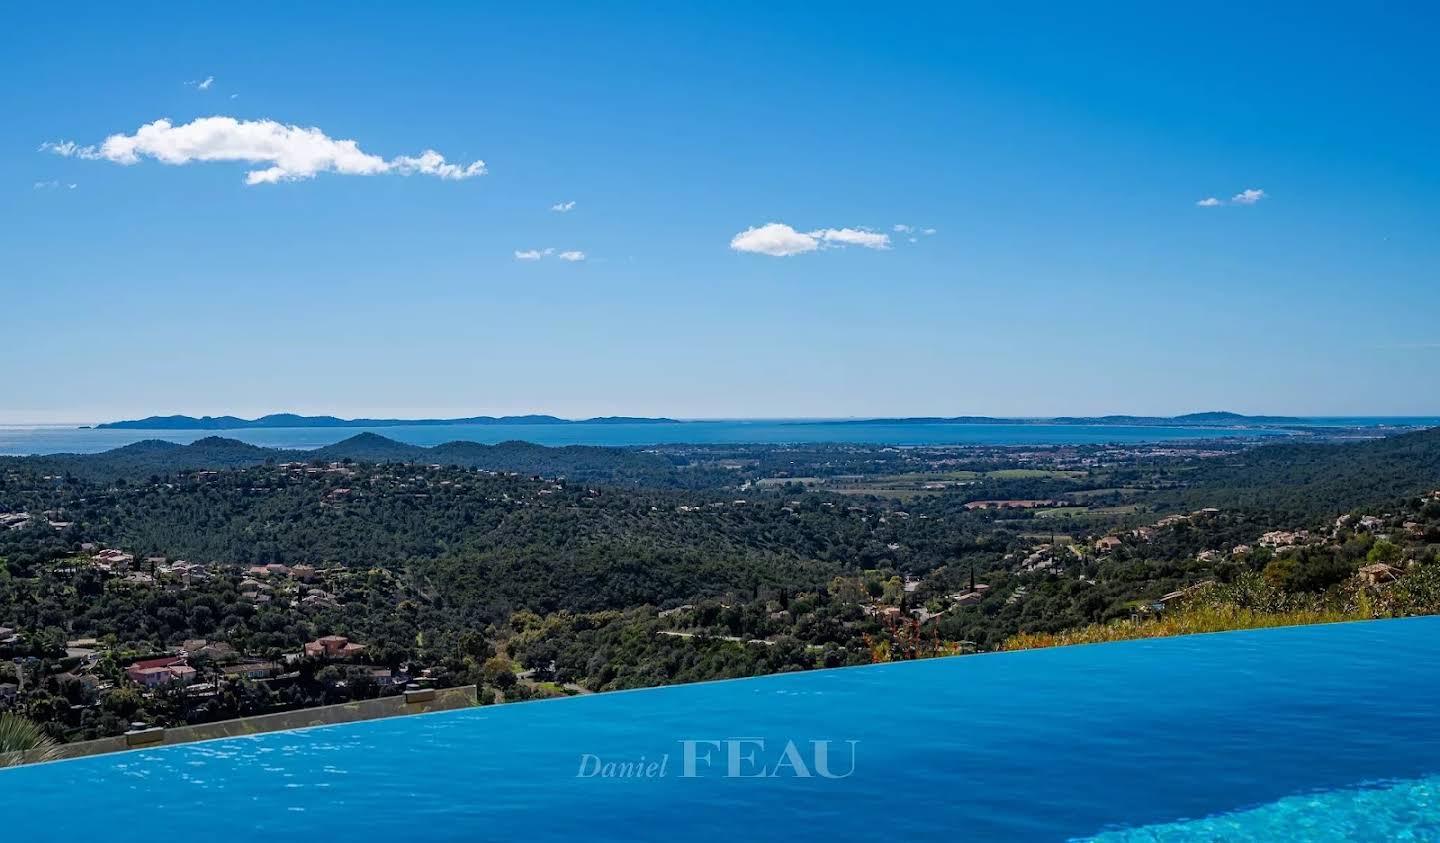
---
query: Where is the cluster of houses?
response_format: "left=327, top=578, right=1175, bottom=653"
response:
left=3, top=633, right=384, bottom=700
left=1, top=511, right=33, bottom=530
left=674, top=499, right=755, bottom=514
left=1015, top=542, right=1088, bottom=574
left=56, top=545, right=351, bottom=609
left=1, top=510, right=75, bottom=531
left=4, top=509, right=75, bottom=530
left=237, top=562, right=344, bottom=607
left=1087, top=508, right=1223, bottom=558
left=1257, top=529, right=1310, bottom=549
left=850, top=569, right=997, bottom=625
left=1122, top=496, right=1440, bottom=613
left=117, top=635, right=390, bottom=696
left=972, top=497, right=1440, bottom=620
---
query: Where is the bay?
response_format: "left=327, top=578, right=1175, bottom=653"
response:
left=0, top=419, right=1341, bottom=455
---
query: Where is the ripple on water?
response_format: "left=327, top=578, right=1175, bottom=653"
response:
left=1080, top=776, right=1440, bottom=842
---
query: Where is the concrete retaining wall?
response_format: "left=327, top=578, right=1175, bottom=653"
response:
left=7, top=685, right=477, bottom=766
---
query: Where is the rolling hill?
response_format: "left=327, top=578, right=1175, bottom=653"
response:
left=0, top=433, right=681, bottom=485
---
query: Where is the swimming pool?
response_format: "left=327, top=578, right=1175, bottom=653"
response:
left=7, top=618, right=1439, bottom=841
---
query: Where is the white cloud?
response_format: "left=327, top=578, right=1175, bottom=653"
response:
left=813, top=227, right=891, bottom=250
left=730, top=222, right=892, bottom=257
left=40, top=141, right=84, bottom=158
left=550, top=200, right=576, bottom=212
left=922, top=228, right=936, bottom=235
left=894, top=223, right=914, bottom=233
left=730, top=223, right=821, bottom=257
left=198, top=76, right=214, bottom=91
left=389, top=149, right=487, bottom=181
left=42, top=117, right=486, bottom=186
left=1196, top=188, right=1267, bottom=207
left=32, top=180, right=76, bottom=190
left=515, top=247, right=584, bottom=262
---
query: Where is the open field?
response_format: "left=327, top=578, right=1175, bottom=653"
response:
left=1034, top=503, right=1142, bottom=518
left=1066, top=487, right=1144, bottom=500
left=985, top=468, right=1086, bottom=480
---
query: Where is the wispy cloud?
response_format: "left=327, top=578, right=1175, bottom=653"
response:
left=1196, top=188, right=1267, bottom=207
left=813, top=227, right=890, bottom=249
left=32, top=180, right=77, bottom=190
left=42, top=117, right=486, bottom=186
left=730, top=222, right=892, bottom=257
left=186, top=76, right=214, bottom=91
left=550, top=200, right=575, bottom=212
left=515, top=247, right=585, bottom=262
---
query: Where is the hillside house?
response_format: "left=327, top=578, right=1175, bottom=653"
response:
left=304, top=635, right=366, bottom=659
left=125, top=657, right=196, bottom=688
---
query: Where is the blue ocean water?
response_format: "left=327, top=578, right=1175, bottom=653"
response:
left=5, top=618, right=1439, bottom=842
left=0, top=418, right=1383, bottom=456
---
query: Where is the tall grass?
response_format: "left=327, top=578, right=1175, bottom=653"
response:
left=1002, top=603, right=1369, bottom=651
left=999, top=569, right=1440, bottom=652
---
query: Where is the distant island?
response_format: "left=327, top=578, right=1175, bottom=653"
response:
left=92, top=413, right=681, bottom=430
left=91, top=410, right=1311, bottom=431
left=836, top=411, right=1311, bottom=427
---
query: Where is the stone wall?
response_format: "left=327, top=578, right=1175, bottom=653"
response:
left=7, top=685, right=477, bottom=766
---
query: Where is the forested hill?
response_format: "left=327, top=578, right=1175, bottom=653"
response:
left=7, top=425, right=1439, bottom=514
left=0, top=434, right=686, bottom=485
left=1180, top=425, right=1440, bottom=518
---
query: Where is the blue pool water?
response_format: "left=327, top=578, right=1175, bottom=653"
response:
left=6, top=618, right=1440, bottom=841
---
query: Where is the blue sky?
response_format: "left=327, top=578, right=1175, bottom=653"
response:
left=3, top=3, right=1438, bottom=422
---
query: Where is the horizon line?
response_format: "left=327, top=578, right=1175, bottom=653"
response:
left=6, top=410, right=1440, bottom=428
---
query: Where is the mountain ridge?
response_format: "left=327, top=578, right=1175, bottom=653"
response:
left=92, top=410, right=1316, bottom=430
left=92, top=413, right=682, bottom=430
left=0, top=432, right=680, bottom=484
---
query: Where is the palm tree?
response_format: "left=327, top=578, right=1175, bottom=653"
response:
left=0, top=713, right=60, bottom=767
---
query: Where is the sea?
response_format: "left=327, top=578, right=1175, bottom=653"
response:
left=1, top=417, right=1436, bottom=455
left=5, top=618, right=1440, bottom=841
